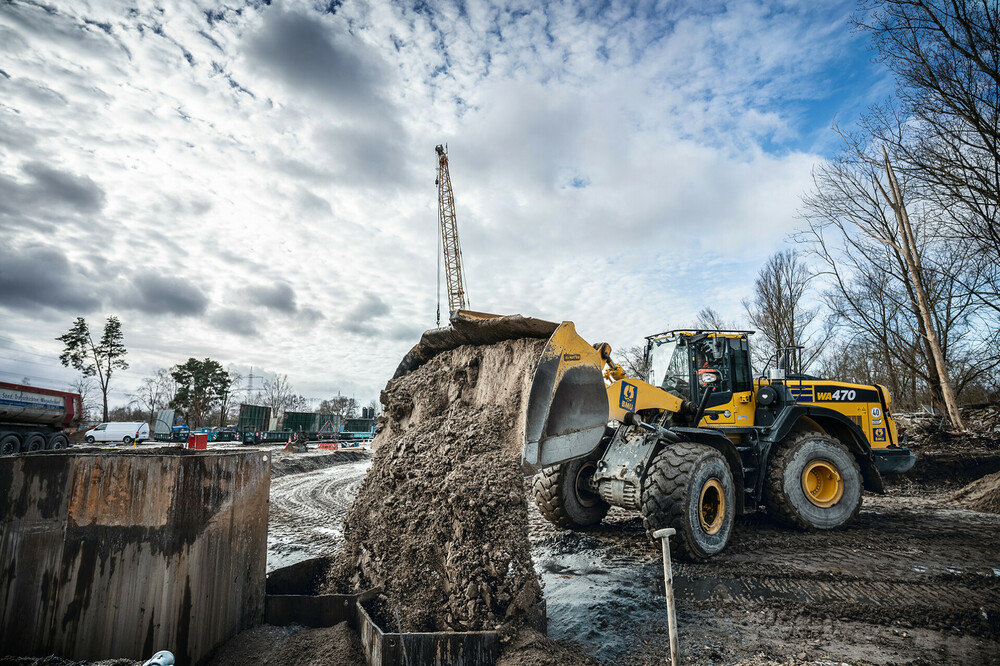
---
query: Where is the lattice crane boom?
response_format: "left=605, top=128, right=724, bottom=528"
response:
left=436, top=144, right=468, bottom=321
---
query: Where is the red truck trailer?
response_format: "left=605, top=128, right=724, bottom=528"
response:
left=0, top=381, right=82, bottom=455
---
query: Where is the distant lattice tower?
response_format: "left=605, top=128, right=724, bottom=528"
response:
left=436, top=144, right=468, bottom=321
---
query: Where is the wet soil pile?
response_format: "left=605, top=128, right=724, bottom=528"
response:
left=952, top=470, right=1000, bottom=514
left=323, top=338, right=547, bottom=639
left=206, top=622, right=363, bottom=665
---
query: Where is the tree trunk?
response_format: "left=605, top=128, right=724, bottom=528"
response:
left=882, top=148, right=966, bottom=431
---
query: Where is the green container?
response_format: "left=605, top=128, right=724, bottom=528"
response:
left=282, top=412, right=320, bottom=433
left=237, top=404, right=272, bottom=433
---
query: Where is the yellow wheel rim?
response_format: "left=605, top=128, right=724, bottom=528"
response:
left=801, top=460, right=844, bottom=508
left=699, top=478, right=726, bottom=534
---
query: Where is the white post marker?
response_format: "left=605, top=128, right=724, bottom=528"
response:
left=653, top=527, right=679, bottom=666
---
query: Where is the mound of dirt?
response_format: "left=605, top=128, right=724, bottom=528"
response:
left=324, top=337, right=547, bottom=640
left=952, top=470, right=1000, bottom=514
left=206, top=622, right=363, bottom=665
left=496, top=627, right=596, bottom=666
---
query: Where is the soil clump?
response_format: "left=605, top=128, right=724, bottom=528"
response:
left=952, top=469, right=1000, bottom=513
left=323, top=337, right=547, bottom=640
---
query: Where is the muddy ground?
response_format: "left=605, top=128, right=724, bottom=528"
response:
left=267, top=451, right=372, bottom=572
left=260, top=417, right=1000, bottom=665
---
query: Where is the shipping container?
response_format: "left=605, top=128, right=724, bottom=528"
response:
left=237, top=404, right=271, bottom=434
left=341, top=417, right=376, bottom=441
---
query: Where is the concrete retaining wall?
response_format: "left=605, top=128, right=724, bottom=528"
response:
left=0, top=448, right=270, bottom=664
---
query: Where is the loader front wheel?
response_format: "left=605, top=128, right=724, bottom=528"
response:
left=641, top=442, right=735, bottom=562
left=533, top=457, right=610, bottom=528
left=764, top=432, right=862, bottom=530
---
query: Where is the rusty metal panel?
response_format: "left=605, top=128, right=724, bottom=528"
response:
left=0, top=449, right=270, bottom=665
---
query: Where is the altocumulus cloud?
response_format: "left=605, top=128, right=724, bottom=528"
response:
left=0, top=244, right=101, bottom=313
left=0, top=162, right=105, bottom=216
left=115, top=274, right=208, bottom=317
left=339, top=292, right=391, bottom=336
left=243, top=7, right=388, bottom=114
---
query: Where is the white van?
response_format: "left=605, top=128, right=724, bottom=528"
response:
left=84, top=422, right=150, bottom=445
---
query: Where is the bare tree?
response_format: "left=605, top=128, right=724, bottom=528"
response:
left=69, top=376, right=99, bottom=422
left=855, top=0, right=1000, bottom=315
left=261, top=374, right=306, bottom=419
left=614, top=345, right=650, bottom=380
left=695, top=308, right=732, bottom=331
left=319, top=395, right=359, bottom=421
left=217, top=369, right=243, bottom=427
left=878, top=149, right=965, bottom=429
left=799, top=128, right=995, bottom=415
left=743, top=250, right=828, bottom=373
left=130, top=368, right=172, bottom=426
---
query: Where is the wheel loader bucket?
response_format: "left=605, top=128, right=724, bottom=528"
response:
left=522, top=322, right=610, bottom=475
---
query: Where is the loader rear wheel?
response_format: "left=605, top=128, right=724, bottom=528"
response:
left=641, top=442, right=735, bottom=562
left=533, top=457, right=610, bottom=528
left=764, top=432, right=862, bottom=530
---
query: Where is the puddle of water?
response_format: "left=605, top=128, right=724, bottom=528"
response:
left=534, top=545, right=666, bottom=663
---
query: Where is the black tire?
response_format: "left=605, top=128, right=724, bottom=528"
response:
left=49, top=434, right=68, bottom=450
left=1, top=434, right=20, bottom=456
left=26, top=434, right=46, bottom=452
left=640, top=442, right=736, bottom=562
left=764, top=431, right=862, bottom=530
left=85, top=435, right=95, bottom=444
left=533, top=457, right=610, bottom=528
left=123, top=435, right=133, bottom=445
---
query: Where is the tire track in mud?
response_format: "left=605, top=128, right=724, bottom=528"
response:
left=267, top=459, right=372, bottom=572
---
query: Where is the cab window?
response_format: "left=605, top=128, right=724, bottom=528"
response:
left=731, top=337, right=752, bottom=392
left=693, top=338, right=732, bottom=407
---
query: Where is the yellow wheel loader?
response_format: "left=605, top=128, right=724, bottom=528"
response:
left=398, top=312, right=915, bottom=562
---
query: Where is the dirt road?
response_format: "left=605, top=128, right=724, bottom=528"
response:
left=531, top=491, right=1000, bottom=665
left=268, top=457, right=1000, bottom=665
left=267, top=458, right=371, bottom=572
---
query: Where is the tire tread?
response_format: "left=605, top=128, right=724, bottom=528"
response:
left=764, top=432, right=862, bottom=531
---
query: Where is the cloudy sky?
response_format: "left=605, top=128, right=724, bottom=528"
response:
left=0, top=0, right=888, bottom=409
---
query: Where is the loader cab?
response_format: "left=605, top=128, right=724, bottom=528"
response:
left=646, top=330, right=755, bottom=426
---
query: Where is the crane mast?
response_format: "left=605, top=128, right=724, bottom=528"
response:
left=436, top=144, right=468, bottom=322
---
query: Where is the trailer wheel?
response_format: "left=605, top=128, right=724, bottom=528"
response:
left=49, top=434, right=69, bottom=450
left=26, top=434, right=46, bottom=452
left=533, top=456, right=610, bottom=528
left=85, top=436, right=95, bottom=444
left=1, top=434, right=20, bottom=455
left=764, top=431, right=862, bottom=530
left=641, top=442, right=736, bottom=562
